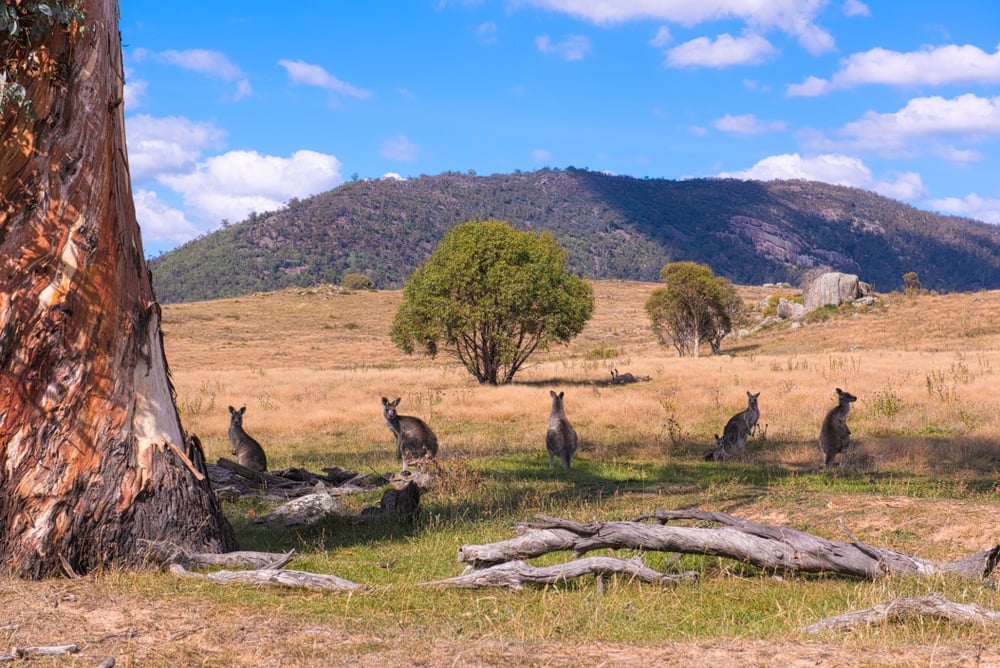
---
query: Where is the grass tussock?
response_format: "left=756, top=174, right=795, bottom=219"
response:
left=5, top=281, right=1000, bottom=666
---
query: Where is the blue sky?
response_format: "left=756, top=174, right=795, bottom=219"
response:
left=120, top=1, right=1000, bottom=256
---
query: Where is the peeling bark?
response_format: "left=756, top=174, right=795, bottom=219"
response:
left=0, top=0, right=236, bottom=578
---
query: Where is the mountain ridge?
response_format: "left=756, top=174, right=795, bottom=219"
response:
left=148, top=168, right=1000, bottom=303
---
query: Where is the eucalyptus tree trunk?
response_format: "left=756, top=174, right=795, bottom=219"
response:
left=0, top=0, right=236, bottom=579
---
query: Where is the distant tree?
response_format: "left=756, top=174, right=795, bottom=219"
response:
left=341, top=271, right=375, bottom=290
left=390, top=220, right=594, bottom=384
left=902, top=271, right=923, bottom=296
left=645, top=262, right=740, bottom=358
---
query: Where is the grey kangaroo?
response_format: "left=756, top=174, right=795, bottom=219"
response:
left=818, top=388, right=857, bottom=467
left=545, top=390, right=579, bottom=470
left=228, top=405, right=268, bottom=473
left=705, top=391, right=760, bottom=461
left=381, top=396, right=438, bottom=465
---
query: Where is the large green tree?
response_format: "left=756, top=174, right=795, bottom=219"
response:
left=645, top=262, right=742, bottom=358
left=391, top=220, right=594, bottom=384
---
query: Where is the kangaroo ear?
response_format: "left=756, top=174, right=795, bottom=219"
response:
left=393, top=397, right=401, bottom=406
left=550, top=390, right=557, bottom=398
left=239, top=406, right=247, bottom=415
left=559, top=391, right=565, bottom=399
left=381, top=396, right=389, bottom=405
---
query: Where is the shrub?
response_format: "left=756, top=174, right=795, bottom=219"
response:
left=341, top=272, right=375, bottom=290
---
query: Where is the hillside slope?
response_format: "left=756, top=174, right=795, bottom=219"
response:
left=149, top=168, right=1000, bottom=303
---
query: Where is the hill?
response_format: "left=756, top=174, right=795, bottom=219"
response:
left=148, top=168, right=1000, bottom=303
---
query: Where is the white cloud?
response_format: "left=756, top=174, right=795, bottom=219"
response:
left=159, top=149, right=343, bottom=225
left=837, top=94, right=1000, bottom=157
left=714, top=113, right=787, bottom=134
left=926, top=193, right=1000, bottom=224
left=518, top=0, right=834, bottom=54
left=842, top=0, right=870, bottom=17
left=476, top=21, right=499, bottom=43
left=649, top=26, right=671, bottom=48
left=532, top=149, right=551, bottom=162
left=380, top=135, right=419, bottom=161
left=125, top=114, right=226, bottom=183
left=666, top=33, right=776, bottom=68
left=535, top=34, right=591, bottom=61
left=155, top=49, right=252, bottom=100
left=788, top=43, right=1000, bottom=96
left=133, top=189, right=201, bottom=246
left=381, top=172, right=406, bottom=181
left=717, top=153, right=927, bottom=201
left=278, top=60, right=373, bottom=100
left=123, top=67, right=148, bottom=110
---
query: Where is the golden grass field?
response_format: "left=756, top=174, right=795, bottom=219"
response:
left=3, top=280, right=1000, bottom=667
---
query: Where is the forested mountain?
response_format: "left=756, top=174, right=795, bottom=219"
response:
left=148, top=168, right=1000, bottom=303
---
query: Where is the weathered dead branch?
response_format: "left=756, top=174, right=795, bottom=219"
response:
left=455, top=509, right=1000, bottom=582
left=804, top=592, right=1000, bottom=634
left=0, top=645, right=79, bottom=662
left=140, top=540, right=296, bottom=570
left=425, top=557, right=698, bottom=590
left=169, top=563, right=366, bottom=592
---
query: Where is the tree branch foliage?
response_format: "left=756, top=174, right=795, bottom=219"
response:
left=645, top=261, right=742, bottom=357
left=390, top=220, right=594, bottom=384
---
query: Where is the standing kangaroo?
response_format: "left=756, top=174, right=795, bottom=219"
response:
left=818, top=388, right=857, bottom=467
left=722, top=391, right=760, bottom=455
left=545, top=390, right=579, bottom=470
left=228, top=405, right=268, bottom=473
left=381, top=397, right=438, bottom=466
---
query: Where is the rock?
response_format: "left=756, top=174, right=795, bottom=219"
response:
left=803, top=272, right=867, bottom=311
left=254, top=482, right=346, bottom=527
left=777, top=298, right=807, bottom=319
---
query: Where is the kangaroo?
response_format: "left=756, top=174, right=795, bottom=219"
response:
left=818, top=388, right=857, bottom=467
left=610, top=369, right=650, bottom=385
left=703, top=433, right=728, bottom=462
left=227, top=405, right=268, bottom=473
left=611, top=368, right=637, bottom=385
left=381, top=396, right=438, bottom=466
left=715, top=391, right=760, bottom=458
left=545, top=390, right=579, bottom=470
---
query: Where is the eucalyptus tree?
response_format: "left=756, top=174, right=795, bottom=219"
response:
left=391, top=220, right=594, bottom=384
left=0, top=0, right=236, bottom=578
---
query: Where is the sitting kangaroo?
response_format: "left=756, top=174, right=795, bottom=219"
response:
left=818, top=388, right=857, bottom=467
left=228, top=405, right=268, bottom=472
left=711, top=391, right=760, bottom=459
left=381, top=396, right=438, bottom=466
left=546, top=390, right=579, bottom=470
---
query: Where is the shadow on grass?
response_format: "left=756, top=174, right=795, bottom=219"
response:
left=226, top=436, right=1000, bottom=554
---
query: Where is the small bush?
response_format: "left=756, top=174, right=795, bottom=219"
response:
left=341, top=272, right=375, bottom=290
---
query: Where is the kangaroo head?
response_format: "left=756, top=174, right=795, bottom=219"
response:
left=228, top=405, right=246, bottom=428
left=835, top=388, right=857, bottom=404
left=382, top=396, right=402, bottom=420
left=746, top=391, right=760, bottom=406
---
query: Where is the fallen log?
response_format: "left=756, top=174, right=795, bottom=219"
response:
left=424, top=556, right=698, bottom=590
left=455, top=509, right=1000, bottom=582
left=139, top=540, right=296, bottom=570
left=0, top=645, right=79, bottom=662
left=169, top=563, right=366, bottom=592
left=804, top=592, right=1000, bottom=634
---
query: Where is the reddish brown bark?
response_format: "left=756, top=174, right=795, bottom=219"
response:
left=0, top=0, right=236, bottom=578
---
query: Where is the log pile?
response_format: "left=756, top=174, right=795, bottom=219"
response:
left=208, top=458, right=387, bottom=501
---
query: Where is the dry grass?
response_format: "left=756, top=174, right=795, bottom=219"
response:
left=4, top=281, right=1000, bottom=666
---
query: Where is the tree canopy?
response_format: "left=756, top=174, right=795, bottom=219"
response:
left=390, top=220, right=594, bottom=384
left=645, top=261, right=742, bottom=357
